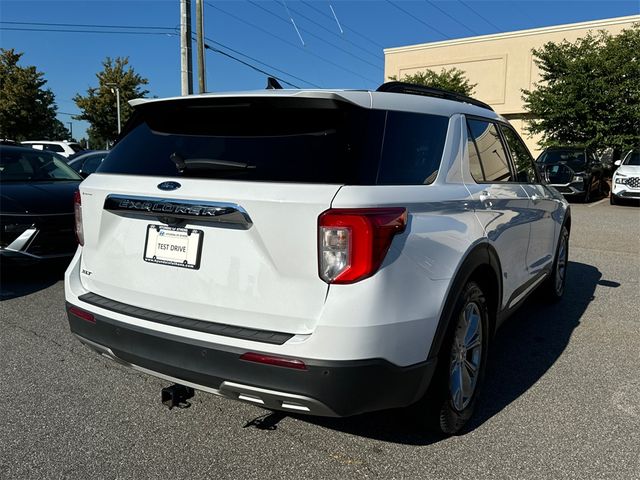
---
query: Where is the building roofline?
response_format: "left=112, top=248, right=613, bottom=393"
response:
left=384, top=15, right=640, bottom=54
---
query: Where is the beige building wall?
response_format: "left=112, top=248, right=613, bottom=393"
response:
left=384, top=15, right=639, bottom=157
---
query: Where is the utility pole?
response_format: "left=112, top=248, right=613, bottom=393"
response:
left=196, top=0, right=206, bottom=93
left=67, top=122, right=73, bottom=141
left=180, top=0, right=193, bottom=95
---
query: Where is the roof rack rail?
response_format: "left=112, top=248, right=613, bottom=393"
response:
left=376, top=81, right=494, bottom=112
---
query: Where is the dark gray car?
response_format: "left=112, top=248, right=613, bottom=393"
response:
left=536, top=147, right=605, bottom=202
left=67, top=150, right=109, bottom=177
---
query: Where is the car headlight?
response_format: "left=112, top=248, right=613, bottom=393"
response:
left=615, top=176, right=627, bottom=184
left=572, top=175, right=584, bottom=183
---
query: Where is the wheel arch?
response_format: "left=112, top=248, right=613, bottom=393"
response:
left=427, top=241, right=502, bottom=361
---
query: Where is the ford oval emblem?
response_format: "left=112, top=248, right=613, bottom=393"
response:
left=158, top=181, right=181, bottom=191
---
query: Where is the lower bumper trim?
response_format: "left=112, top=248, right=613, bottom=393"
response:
left=67, top=302, right=436, bottom=417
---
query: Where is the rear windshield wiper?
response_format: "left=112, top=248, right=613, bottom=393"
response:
left=170, top=153, right=256, bottom=173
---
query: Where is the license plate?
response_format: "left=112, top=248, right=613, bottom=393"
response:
left=143, top=225, right=203, bottom=270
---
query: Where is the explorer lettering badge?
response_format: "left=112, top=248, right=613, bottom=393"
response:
left=103, top=194, right=253, bottom=229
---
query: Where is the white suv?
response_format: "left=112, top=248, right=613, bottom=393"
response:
left=64, top=83, right=570, bottom=434
left=22, top=140, right=84, bottom=158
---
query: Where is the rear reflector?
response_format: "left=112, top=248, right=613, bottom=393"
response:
left=240, top=352, right=307, bottom=370
left=69, top=306, right=95, bottom=323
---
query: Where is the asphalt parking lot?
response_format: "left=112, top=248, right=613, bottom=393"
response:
left=1, top=198, right=639, bottom=480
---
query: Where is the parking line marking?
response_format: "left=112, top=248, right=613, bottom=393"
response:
left=588, top=198, right=608, bottom=208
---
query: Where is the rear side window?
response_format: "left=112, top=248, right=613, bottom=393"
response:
left=44, top=144, right=65, bottom=153
left=467, top=119, right=513, bottom=182
left=377, top=111, right=448, bottom=185
left=100, top=98, right=385, bottom=185
left=500, top=125, right=539, bottom=183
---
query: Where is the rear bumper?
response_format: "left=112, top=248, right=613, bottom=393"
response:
left=66, top=303, right=436, bottom=417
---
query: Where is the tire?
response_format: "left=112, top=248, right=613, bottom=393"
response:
left=543, top=225, right=569, bottom=301
left=415, top=281, right=490, bottom=435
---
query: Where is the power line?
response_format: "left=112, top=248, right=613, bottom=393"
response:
left=247, top=1, right=381, bottom=70
left=458, top=1, right=502, bottom=32
left=0, top=26, right=176, bottom=36
left=3, top=20, right=318, bottom=89
left=203, top=42, right=300, bottom=88
left=385, top=0, right=451, bottom=39
left=0, top=20, right=172, bottom=30
left=204, top=36, right=321, bottom=87
left=424, top=1, right=479, bottom=35
left=205, top=2, right=379, bottom=84
left=300, top=1, right=385, bottom=49
left=282, top=2, right=381, bottom=63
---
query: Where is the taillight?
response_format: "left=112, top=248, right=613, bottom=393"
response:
left=73, top=190, right=84, bottom=246
left=318, top=208, right=407, bottom=284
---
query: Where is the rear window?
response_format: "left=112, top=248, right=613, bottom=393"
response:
left=99, top=97, right=449, bottom=185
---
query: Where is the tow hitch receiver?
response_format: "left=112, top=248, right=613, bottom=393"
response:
left=161, top=384, right=195, bottom=410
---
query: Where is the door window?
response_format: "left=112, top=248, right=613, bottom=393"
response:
left=466, top=119, right=513, bottom=182
left=500, top=125, right=539, bottom=183
left=82, top=155, right=105, bottom=174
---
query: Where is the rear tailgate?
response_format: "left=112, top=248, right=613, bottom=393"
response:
left=79, top=174, right=339, bottom=335
left=75, top=94, right=385, bottom=335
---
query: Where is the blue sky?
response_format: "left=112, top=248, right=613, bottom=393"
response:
left=1, top=0, right=638, bottom=140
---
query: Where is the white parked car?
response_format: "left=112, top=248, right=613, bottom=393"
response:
left=611, top=149, right=640, bottom=205
left=64, top=83, right=570, bottom=434
left=21, top=140, right=84, bottom=158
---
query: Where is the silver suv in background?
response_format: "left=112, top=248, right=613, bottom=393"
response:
left=65, top=82, right=570, bottom=434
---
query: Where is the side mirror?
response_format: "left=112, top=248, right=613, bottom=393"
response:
left=614, top=160, right=622, bottom=166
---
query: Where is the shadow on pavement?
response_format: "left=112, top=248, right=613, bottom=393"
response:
left=260, top=261, right=606, bottom=445
left=0, top=258, right=69, bottom=301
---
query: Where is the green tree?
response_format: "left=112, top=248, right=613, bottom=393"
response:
left=522, top=25, right=640, bottom=152
left=0, top=48, right=69, bottom=141
left=389, top=67, right=477, bottom=96
left=74, top=57, right=149, bottom=148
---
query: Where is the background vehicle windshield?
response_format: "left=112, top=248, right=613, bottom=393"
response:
left=622, top=150, right=640, bottom=165
left=538, top=149, right=586, bottom=170
left=0, top=147, right=82, bottom=181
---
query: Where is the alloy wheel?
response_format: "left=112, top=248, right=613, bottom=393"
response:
left=449, top=302, right=483, bottom=411
left=555, top=234, right=568, bottom=295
